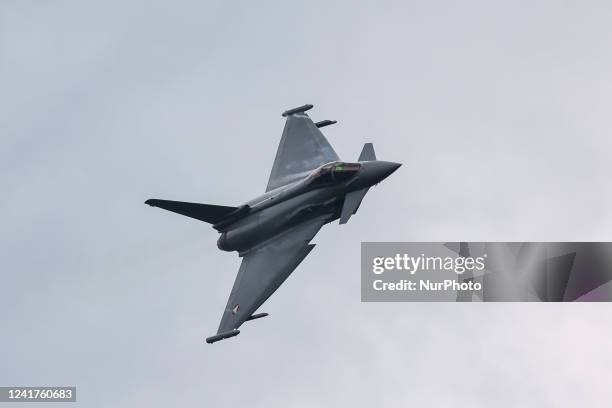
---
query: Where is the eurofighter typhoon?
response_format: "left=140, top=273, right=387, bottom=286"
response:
left=145, top=104, right=401, bottom=343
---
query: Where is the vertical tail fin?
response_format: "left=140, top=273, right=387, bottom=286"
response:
left=145, top=199, right=238, bottom=224
left=358, top=143, right=376, bottom=161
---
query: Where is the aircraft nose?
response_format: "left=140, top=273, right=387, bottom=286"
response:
left=372, top=161, right=401, bottom=184
left=358, top=161, right=401, bottom=187
left=378, top=161, right=402, bottom=180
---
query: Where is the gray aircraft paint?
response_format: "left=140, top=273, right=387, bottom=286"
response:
left=146, top=105, right=400, bottom=343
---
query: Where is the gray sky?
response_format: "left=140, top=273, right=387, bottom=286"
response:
left=2, top=1, right=612, bottom=407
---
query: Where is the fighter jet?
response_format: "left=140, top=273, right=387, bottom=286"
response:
left=145, top=104, right=400, bottom=343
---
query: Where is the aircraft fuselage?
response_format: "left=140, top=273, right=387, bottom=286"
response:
left=216, top=160, right=400, bottom=254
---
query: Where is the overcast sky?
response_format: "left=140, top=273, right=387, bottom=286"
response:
left=2, top=1, right=612, bottom=407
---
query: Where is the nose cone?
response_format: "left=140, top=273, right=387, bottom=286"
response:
left=376, top=161, right=402, bottom=180
left=357, top=161, right=401, bottom=187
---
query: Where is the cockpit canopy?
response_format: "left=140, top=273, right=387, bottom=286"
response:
left=306, top=161, right=361, bottom=186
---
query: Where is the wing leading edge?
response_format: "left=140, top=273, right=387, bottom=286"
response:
left=266, top=105, right=339, bottom=192
left=208, top=217, right=326, bottom=342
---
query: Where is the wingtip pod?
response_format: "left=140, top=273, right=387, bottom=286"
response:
left=206, top=329, right=240, bottom=344
left=282, top=104, right=313, bottom=117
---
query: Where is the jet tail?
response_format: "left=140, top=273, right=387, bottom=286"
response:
left=358, top=143, right=376, bottom=161
left=145, top=199, right=238, bottom=225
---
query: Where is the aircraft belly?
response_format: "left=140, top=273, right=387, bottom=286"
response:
left=219, top=192, right=337, bottom=253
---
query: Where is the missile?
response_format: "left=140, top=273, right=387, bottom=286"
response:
left=314, top=120, right=337, bottom=128
left=245, top=312, right=268, bottom=322
left=282, top=104, right=314, bottom=117
left=206, top=329, right=240, bottom=344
